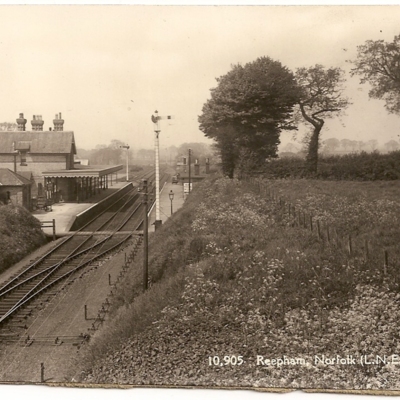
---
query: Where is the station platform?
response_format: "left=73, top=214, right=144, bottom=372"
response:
left=148, top=181, right=185, bottom=232
left=33, top=181, right=131, bottom=236
left=33, top=179, right=186, bottom=237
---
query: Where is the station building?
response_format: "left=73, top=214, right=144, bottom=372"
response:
left=0, top=168, right=33, bottom=208
left=175, top=156, right=210, bottom=186
left=0, top=113, right=122, bottom=207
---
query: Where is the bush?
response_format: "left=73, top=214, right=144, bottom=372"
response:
left=262, top=151, right=400, bottom=180
left=0, top=205, right=47, bottom=273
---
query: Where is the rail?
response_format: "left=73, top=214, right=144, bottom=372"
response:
left=0, top=170, right=166, bottom=326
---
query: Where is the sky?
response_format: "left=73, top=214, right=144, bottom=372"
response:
left=1, top=5, right=400, bottom=152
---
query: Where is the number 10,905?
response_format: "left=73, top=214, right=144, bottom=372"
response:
left=208, top=356, right=244, bottom=366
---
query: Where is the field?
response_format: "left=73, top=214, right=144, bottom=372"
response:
left=261, top=178, right=400, bottom=263
left=76, top=175, right=400, bottom=391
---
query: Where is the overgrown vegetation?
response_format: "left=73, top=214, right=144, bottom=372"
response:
left=263, top=150, right=400, bottom=180
left=0, top=205, right=46, bottom=273
left=78, top=175, right=400, bottom=389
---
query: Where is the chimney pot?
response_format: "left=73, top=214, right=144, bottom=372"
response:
left=16, top=112, right=27, bottom=131
left=53, top=112, right=64, bottom=131
left=31, top=114, right=44, bottom=131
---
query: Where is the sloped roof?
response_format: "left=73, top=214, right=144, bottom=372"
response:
left=0, top=169, right=32, bottom=186
left=0, top=131, right=76, bottom=154
left=42, top=165, right=123, bottom=178
left=15, top=141, right=31, bottom=151
left=18, top=171, right=34, bottom=181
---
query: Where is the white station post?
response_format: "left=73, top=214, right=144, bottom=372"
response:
left=151, top=111, right=172, bottom=231
left=153, top=111, right=161, bottom=230
left=120, top=144, right=130, bottom=181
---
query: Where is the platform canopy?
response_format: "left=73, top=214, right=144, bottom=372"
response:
left=42, top=165, right=123, bottom=178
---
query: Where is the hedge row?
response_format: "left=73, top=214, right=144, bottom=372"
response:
left=262, top=151, right=400, bottom=180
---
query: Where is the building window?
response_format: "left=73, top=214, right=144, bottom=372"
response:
left=20, top=151, right=27, bottom=166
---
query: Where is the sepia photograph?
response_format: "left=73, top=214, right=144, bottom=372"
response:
left=0, top=3, right=400, bottom=399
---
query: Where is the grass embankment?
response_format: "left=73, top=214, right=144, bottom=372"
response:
left=0, top=205, right=47, bottom=273
left=78, top=176, right=400, bottom=390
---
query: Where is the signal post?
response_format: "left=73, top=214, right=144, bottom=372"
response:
left=151, top=110, right=172, bottom=231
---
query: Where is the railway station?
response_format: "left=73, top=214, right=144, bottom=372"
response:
left=42, top=165, right=122, bottom=203
left=34, top=172, right=185, bottom=237
left=0, top=113, right=123, bottom=208
left=0, top=111, right=187, bottom=374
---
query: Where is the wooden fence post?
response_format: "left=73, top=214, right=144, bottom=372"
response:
left=40, top=363, right=45, bottom=383
left=334, top=228, right=339, bottom=246
left=384, top=250, right=388, bottom=276
left=316, top=220, right=321, bottom=240
left=348, top=235, right=353, bottom=256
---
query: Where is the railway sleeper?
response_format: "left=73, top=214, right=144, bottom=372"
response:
left=4, top=324, right=27, bottom=330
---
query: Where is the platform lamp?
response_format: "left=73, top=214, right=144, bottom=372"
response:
left=120, top=145, right=130, bottom=181
left=169, top=189, right=174, bottom=215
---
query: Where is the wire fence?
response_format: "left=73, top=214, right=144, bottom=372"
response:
left=248, top=177, right=400, bottom=284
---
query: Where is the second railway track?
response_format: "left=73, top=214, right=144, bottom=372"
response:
left=0, top=170, right=169, bottom=329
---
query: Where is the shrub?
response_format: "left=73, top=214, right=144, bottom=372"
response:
left=262, top=150, right=400, bottom=180
left=0, top=205, right=46, bottom=272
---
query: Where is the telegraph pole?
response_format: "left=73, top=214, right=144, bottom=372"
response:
left=142, top=179, right=148, bottom=291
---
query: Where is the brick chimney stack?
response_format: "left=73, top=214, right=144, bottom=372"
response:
left=53, top=112, right=64, bottom=131
left=31, top=115, right=44, bottom=131
left=16, top=113, right=27, bottom=131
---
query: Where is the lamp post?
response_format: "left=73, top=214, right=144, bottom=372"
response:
left=120, top=145, right=130, bottom=181
left=169, top=189, right=174, bottom=215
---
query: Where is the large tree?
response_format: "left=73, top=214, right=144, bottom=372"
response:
left=198, top=56, right=299, bottom=177
left=322, top=137, right=340, bottom=153
left=295, top=65, right=350, bottom=173
left=176, top=142, right=213, bottom=165
left=350, top=35, right=400, bottom=114
left=384, top=139, right=400, bottom=152
left=0, top=122, right=17, bottom=131
left=89, top=139, right=125, bottom=165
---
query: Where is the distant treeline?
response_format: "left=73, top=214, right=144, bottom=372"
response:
left=262, top=151, right=400, bottom=180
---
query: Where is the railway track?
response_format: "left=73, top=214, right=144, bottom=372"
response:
left=0, top=169, right=168, bottom=329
